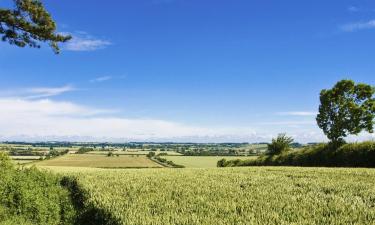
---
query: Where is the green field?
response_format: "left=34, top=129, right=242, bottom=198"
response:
left=58, top=167, right=375, bottom=225
left=160, top=156, right=258, bottom=168
left=32, top=154, right=162, bottom=168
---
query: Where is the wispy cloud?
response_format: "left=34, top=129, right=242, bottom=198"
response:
left=347, top=6, right=360, bottom=13
left=340, top=20, right=375, bottom=32
left=90, top=75, right=127, bottom=83
left=276, top=111, right=317, bottom=116
left=25, top=85, right=76, bottom=99
left=63, top=32, right=112, bottom=51
left=90, top=76, right=113, bottom=83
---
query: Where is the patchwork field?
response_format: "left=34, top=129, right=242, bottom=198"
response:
left=87, top=150, right=182, bottom=156
left=160, top=156, right=258, bottom=168
left=59, top=167, right=375, bottom=225
left=32, top=154, right=162, bottom=168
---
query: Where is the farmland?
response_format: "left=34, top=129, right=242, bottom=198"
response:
left=159, top=156, right=258, bottom=168
left=32, top=154, right=162, bottom=168
left=59, top=167, right=375, bottom=225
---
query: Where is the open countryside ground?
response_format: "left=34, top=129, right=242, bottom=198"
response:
left=160, top=156, right=258, bottom=168
left=32, top=154, right=162, bottom=168
left=56, top=167, right=375, bottom=225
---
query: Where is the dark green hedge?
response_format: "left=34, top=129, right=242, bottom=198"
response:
left=218, top=141, right=375, bottom=168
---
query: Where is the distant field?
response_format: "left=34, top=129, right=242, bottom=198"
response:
left=58, top=167, right=375, bottom=225
left=87, top=150, right=182, bottom=156
left=32, top=154, right=162, bottom=168
left=160, top=156, right=258, bottom=168
left=12, top=160, right=36, bottom=165
left=10, top=156, right=43, bottom=165
left=10, top=156, right=43, bottom=160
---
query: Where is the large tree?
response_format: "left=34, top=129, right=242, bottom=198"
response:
left=316, top=80, right=375, bottom=144
left=0, top=0, right=70, bottom=53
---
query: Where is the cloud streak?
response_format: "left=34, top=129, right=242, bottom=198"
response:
left=90, top=76, right=113, bottom=83
left=25, top=85, right=76, bottom=99
left=340, top=20, right=375, bottom=32
left=63, top=32, right=112, bottom=51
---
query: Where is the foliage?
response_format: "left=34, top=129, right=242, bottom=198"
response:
left=77, top=147, right=94, bottom=154
left=219, top=141, right=375, bottom=168
left=267, top=133, right=294, bottom=155
left=0, top=0, right=71, bottom=53
left=0, top=152, right=76, bottom=225
left=317, top=80, right=375, bottom=144
left=153, top=156, right=185, bottom=168
left=59, top=167, right=375, bottom=225
left=146, top=151, right=156, bottom=158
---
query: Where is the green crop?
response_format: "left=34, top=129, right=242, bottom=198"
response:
left=62, top=167, right=375, bottom=225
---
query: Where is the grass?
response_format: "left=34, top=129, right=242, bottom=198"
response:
left=57, top=167, right=375, bottom=225
left=160, top=156, right=258, bottom=168
left=32, top=154, right=163, bottom=168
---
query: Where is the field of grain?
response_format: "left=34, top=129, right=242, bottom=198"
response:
left=87, top=150, right=182, bottom=156
left=32, top=154, right=162, bottom=168
left=60, top=167, right=375, bottom=225
left=160, top=156, right=258, bottom=168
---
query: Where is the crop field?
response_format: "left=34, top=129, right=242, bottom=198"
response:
left=160, top=156, right=258, bottom=168
left=57, top=167, right=375, bottom=225
left=87, top=150, right=182, bottom=156
left=32, top=154, right=162, bottom=168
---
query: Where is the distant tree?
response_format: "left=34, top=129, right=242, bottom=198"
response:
left=147, top=152, right=156, bottom=158
left=317, top=80, right=375, bottom=145
left=267, top=134, right=294, bottom=155
left=217, top=159, right=227, bottom=167
left=0, top=0, right=71, bottom=53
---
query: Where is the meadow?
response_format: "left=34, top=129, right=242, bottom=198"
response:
left=59, top=167, right=375, bottom=225
left=160, top=156, right=258, bottom=168
left=32, top=154, right=162, bottom=168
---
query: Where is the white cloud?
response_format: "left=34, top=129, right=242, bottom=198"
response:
left=277, top=111, right=317, bottom=116
left=340, top=20, right=375, bottom=32
left=0, top=85, right=76, bottom=99
left=0, top=98, right=255, bottom=142
left=0, top=98, right=372, bottom=143
left=26, top=85, right=75, bottom=99
left=63, top=32, right=112, bottom=51
left=90, top=76, right=112, bottom=83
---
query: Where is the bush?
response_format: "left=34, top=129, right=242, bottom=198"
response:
left=0, top=152, right=76, bottom=225
left=267, top=133, right=294, bottom=155
left=77, top=147, right=94, bottom=154
left=220, top=141, right=375, bottom=168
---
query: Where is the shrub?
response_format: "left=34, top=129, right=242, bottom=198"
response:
left=0, top=152, right=76, bottom=225
left=267, top=133, right=294, bottom=155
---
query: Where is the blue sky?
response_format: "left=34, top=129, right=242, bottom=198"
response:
left=0, top=0, right=375, bottom=142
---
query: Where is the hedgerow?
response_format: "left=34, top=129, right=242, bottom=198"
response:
left=0, top=152, right=76, bottom=225
left=218, top=141, right=375, bottom=168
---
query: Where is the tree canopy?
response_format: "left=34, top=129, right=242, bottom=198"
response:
left=316, top=80, right=375, bottom=144
left=0, top=0, right=70, bottom=53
